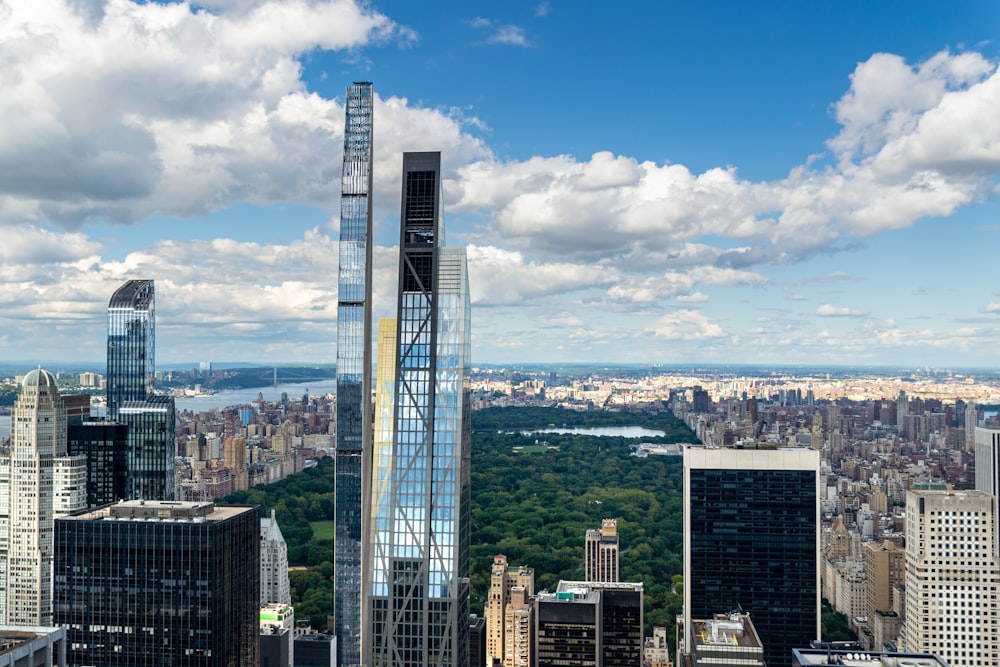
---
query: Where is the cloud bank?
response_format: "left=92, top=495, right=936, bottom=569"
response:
left=0, top=0, right=998, bottom=363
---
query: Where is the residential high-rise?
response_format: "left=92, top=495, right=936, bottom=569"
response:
left=261, top=509, right=291, bottom=605
left=534, top=581, right=643, bottom=667
left=684, top=447, right=820, bottom=667
left=106, top=279, right=156, bottom=417
left=485, top=554, right=534, bottom=665
left=106, top=279, right=176, bottom=500
left=54, top=500, right=260, bottom=666
left=585, top=518, right=620, bottom=583
left=864, top=540, right=905, bottom=651
left=335, top=81, right=375, bottom=667
left=0, top=369, right=87, bottom=625
left=902, top=489, right=1000, bottom=667
left=367, top=151, right=472, bottom=667
left=503, top=587, right=533, bottom=667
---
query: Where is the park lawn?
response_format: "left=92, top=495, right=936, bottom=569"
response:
left=309, top=520, right=335, bottom=541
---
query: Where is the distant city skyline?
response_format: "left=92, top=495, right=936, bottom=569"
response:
left=0, top=1, right=998, bottom=366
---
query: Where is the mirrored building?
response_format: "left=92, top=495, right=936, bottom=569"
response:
left=106, top=279, right=176, bottom=500
left=335, top=81, right=375, bottom=667
left=367, top=152, right=472, bottom=667
left=106, top=279, right=155, bottom=418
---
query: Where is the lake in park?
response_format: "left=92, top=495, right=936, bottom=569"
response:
left=523, top=426, right=666, bottom=438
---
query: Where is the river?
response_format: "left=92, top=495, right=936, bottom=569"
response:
left=173, top=379, right=339, bottom=412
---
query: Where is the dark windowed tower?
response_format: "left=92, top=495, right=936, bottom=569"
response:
left=335, top=81, right=374, bottom=667
left=106, top=279, right=176, bottom=500
left=684, top=448, right=821, bottom=667
left=67, top=419, right=129, bottom=507
left=107, top=279, right=155, bottom=418
left=367, top=152, right=472, bottom=667
left=54, top=500, right=259, bottom=666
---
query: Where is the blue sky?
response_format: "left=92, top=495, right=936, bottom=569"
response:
left=0, top=0, right=998, bottom=367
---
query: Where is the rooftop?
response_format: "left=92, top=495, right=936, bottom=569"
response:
left=64, top=500, right=254, bottom=523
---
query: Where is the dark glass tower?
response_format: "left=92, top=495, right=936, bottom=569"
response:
left=107, top=279, right=155, bottom=418
left=684, top=448, right=820, bottom=667
left=335, top=82, right=374, bottom=667
left=67, top=419, right=129, bottom=506
left=367, top=152, right=472, bottom=667
left=54, top=500, right=260, bottom=666
left=106, top=279, right=176, bottom=500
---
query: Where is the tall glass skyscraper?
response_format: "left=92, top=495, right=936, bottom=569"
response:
left=107, top=279, right=155, bottom=418
left=335, top=81, right=374, bottom=667
left=683, top=447, right=820, bottom=667
left=367, top=152, right=472, bottom=667
left=106, top=279, right=176, bottom=500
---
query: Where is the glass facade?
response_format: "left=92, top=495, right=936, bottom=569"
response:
left=67, top=420, right=129, bottom=507
left=106, top=279, right=175, bottom=501
left=54, top=502, right=260, bottom=667
left=684, top=449, right=820, bottom=667
left=106, top=280, right=155, bottom=419
left=335, top=81, right=374, bottom=667
left=367, top=153, right=472, bottom=667
left=119, top=396, right=177, bottom=501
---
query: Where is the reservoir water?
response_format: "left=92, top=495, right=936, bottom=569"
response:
left=524, top=426, right=666, bottom=438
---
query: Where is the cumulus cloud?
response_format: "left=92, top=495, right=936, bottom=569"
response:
left=450, top=50, right=999, bottom=269
left=466, top=244, right=619, bottom=306
left=0, top=0, right=423, bottom=227
left=677, top=292, right=709, bottom=303
left=651, top=310, right=726, bottom=340
left=817, top=304, right=869, bottom=317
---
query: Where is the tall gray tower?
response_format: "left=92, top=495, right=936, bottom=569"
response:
left=367, top=152, right=472, bottom=667
left=334, top=81, right=374, bottom=667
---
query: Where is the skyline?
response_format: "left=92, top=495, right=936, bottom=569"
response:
left=1, top=1, right=999, bottom=366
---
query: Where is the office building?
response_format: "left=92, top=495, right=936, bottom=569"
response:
left=684, top=447, right=821, bottom=667
left=902, top=489, right=1000, bottom=667
left=534, top=581, right=643, bottom=667
left=792, top=648, right=949, bottom=667
left=585, top=518, right=620, bottom=583
left=67, top=419, right=129, bottom=506
left=335, top=81, right=375, bottom=667
left=976, top=425, right=1000, bottom=549
left=294, top=631, right=336, bottom=667
left=260, top=603, right=295, bottom=667
left=107, top=279, right=176, bottom=500
left=485, top=554, right=534, bottom=665
left=262, top=509, right=292, bottom=605
left=676, top=612, right=765, bottom=667
left=54, top=500, right=260, bottom=666
left=0, top=625, right=67, bottom=666
left=367, top=152, right=472, bottom=667
left=0, top=369, right=87, bottom=625
left=469, top=614, right=486, bottom=667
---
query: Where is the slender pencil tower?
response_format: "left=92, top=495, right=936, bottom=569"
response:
left=334, top=82, right=374, bottom=667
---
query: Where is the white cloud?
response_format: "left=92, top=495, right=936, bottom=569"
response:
left=677, top=292, right=709, bottom=303
left=651, top=310, right=726, bottom=340
left=467, top=244, right=618, bottom=306
left=0, top=0, right=420, bottom=227
left=817, top=304, right=868, bottom=317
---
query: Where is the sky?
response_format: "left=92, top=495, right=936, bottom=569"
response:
left=1, top=0, right=999, bottom=368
